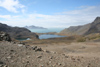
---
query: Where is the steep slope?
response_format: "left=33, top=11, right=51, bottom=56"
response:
left=60, top=17, right=100, bottom=36
left=84, top=17, right=100, bottom=35
left=0, top=23, right=39, bottom=39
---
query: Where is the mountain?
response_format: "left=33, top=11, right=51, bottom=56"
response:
left=60, top=17, right=100, bottom=36
left=25, top=25, right=47, bottom=29
left=0, top=23, right=39, bottom=39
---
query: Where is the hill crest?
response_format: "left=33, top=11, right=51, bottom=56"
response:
left=60, top=17, right=100, bottom=36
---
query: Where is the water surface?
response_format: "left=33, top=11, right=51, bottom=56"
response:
left=16, top=38, right=31, bottom=41
left=29, top=28, right=64, bottom=33
left=39, top=34, right=66, bottom=39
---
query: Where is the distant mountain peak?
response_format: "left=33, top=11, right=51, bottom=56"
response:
left=92, top=17, right=100, bottom=24
left=95, top=17, right=100, bottom=20
left=24, top=25, right=47, bottom=29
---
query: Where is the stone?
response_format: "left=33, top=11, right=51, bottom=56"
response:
left=32, top=46, right=37, bottom=50
left=51, top=51, right=56, bottom=54
left=10, top=50, right=14, bottom=52
left=45, top=50, right=50, bottom=53
left=19, top=42, right=25, bottom=45
left=50, top=56, right=53, bottom=59
left=27, top=56, right=30, bottom=58
left=0, top=65, right=3, bottom=67
left=35, top=48, right=42, bottom=52
left=40, top=65, right=44, bottom=67
left=18, top=44, right=23, bottom=47
left=0, top=31, right=11, bottom=41
left=40, top=59, right=43, bottom=61
left=37, top=56, right=42, bottom=58
left=86, top=66, right=90, bottom=67
left=4, top=65, right=8, bottom=67
left=77, top=58, right=80, bottom=61
left=49, top=61, right=51, bottom=64
left=0, top=61, right=4, bottom=64
left=27, top=61, right=29, bottom=64
left=58, top=63, right=62, bottom=66
left=7, top=56, right=12, bottom=59
left=65, top=56, right=69, bottom=58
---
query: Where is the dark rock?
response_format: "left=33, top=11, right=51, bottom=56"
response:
left=45, top=50, right=50, bottom=53
left=19, top=42, right=25, bottom=45
left=0, top=61, right=4, bottom=64
left=25, top=45, right=30, bottom=48
left=10, top=50, right=14, bottom=52
left=65, top=56, right=69, bottom=58
left=32, top=46, right=37, bottom=50
left=0, top=31, right=11, bottom=41
left=31, top=46, right=43, bottom=51
left=0, top=61, right=8, bottom=67
left=35, top=48, right=42, bottom=52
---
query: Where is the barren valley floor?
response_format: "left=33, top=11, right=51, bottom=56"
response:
left=0, top=41, right=100, bottom=67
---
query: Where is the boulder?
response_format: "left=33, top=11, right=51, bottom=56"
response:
left=0, top=31, right=11, bottom=41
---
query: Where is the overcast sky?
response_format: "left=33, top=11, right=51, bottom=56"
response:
left=0, top=0, right=100, bottom=28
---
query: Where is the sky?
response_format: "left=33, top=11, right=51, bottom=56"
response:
left=0, top=0, right=100, bottom=28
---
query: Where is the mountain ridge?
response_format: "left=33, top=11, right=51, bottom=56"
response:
left=0, top=23, right=39, bottom=39
left=24, top=25, right=47, bottom=29
left=60, top=17, right=100, bottom=36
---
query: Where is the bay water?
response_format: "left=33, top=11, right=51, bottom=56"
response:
left=17, top=28, right=66, bottom=40
left=29, top=28, right=66, bottom=39
left=39, top=34, right=65, bottom=39
left=29, top=28, right=64, bottom=33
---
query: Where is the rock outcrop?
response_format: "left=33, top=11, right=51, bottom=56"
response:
left=0, top=23, right=39, bottom=39
left=60, top=17, right=100, bottom=36
left=0, top=31, right=11, bottom=41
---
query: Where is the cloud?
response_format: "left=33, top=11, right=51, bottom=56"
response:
left=0, top=6, right=100, bottom=28
left=0, top=15, right=11, bottom=19
left=63, top=6, right=100, bottom=16
left=0, top=0, right=25, bottom=13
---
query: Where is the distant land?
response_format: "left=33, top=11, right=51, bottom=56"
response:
left=0, top=23, right=39, bottom=39
left=24, top=25, right=47, bottom=29
left=60, top=17, right=100, bottom=36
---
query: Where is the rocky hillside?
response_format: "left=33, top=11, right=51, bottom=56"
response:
left=0, top=23, right=38, bottom=39
left=60, top=17, right=100, bottom=36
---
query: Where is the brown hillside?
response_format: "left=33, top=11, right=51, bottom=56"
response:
left=60, top=17, right=100, bottom=36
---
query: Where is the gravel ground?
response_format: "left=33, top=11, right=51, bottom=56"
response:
left=0, top=41, right=100, bottom=67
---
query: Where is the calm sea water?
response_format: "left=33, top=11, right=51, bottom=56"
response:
left=29, top=28, right=64, bottom=33
left=17, top=28, right=65, bottom=40
left=29, top=28, right=66, bottom=39
left=39, top=34, right=65, bottom=39
left=16, top=38, right=31, bottom=41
